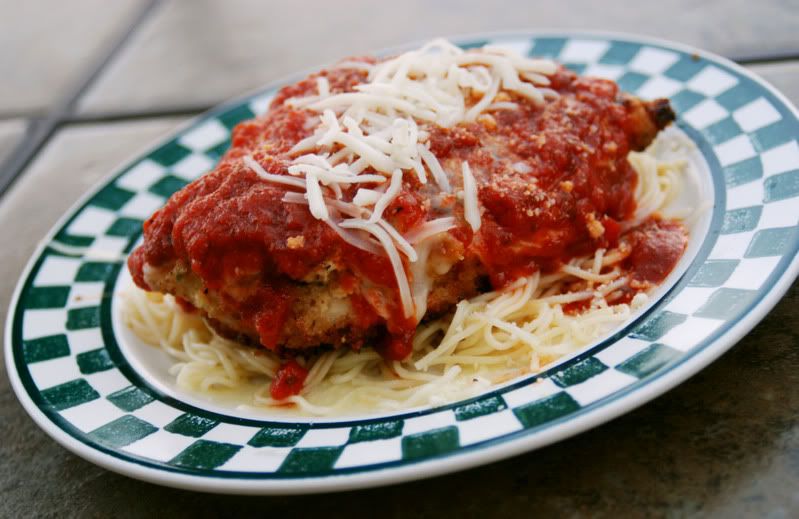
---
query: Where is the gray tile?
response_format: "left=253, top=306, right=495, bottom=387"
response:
left=78, top=0, right=799, bottom=115
left=0, top=0, right=145, bottom=116
left=747, top=62, right=799, bottom=107
left=0, top=117, right=187, bottom=334
left=1, top=4, right=798, bottom=516
left=0, top=118, right=27, bottom=166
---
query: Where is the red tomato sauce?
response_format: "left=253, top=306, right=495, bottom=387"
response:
left=446, top=71, right=640, bottom=287
left=561, top=217, right=687, bottom=314
left=128, top=61, right=682, bottom=367
left=270, top=360, right=308, bottom=400
left=624, top=218, right=688, bottom=286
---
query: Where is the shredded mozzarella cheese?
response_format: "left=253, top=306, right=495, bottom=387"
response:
left=340, top=219, right=414, bottom=317
left=353, top=188, right=383, bottom=207
left=248, top=38, right=555, bottom=319
left=369, top=169, right=403, bottom=223
left=461, top=161, right=481, bottom=232
left=405, top=217, right=457, bottom=244
left=243, top=155, right=305, bottom=189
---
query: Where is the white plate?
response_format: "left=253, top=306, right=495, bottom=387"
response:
left=6, top=31, right=799, bottom=494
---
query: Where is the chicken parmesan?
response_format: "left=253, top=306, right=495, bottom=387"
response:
left=124, top=39, right=692, bottom=414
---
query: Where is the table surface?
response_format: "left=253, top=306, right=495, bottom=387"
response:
left=1, top=1, right=798, bottom=516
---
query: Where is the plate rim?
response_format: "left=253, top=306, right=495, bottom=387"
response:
left=5, top=29, right=799, bottom=494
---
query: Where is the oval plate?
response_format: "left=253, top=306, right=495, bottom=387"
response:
left=6, top=31, right=799, bottom=494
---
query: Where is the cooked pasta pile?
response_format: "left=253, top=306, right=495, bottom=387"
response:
left=122, top=133, right=696, bottom=416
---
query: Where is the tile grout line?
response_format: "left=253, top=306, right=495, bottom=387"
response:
left=66, top=105, right=214, bottom=125
left=0, top=0, right=161, bottom=199
left=733, top=51, right=799, bottom=66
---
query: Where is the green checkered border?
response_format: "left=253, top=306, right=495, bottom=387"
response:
left=8, top=34, right=799, bottom=482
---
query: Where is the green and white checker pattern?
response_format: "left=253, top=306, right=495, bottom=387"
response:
left=7, top=33, right=799, bottom=489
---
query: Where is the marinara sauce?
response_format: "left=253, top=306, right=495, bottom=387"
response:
left=128, top=61, right=683, bottom=367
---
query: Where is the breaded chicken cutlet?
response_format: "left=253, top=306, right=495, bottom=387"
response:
left=128, top=46, right=675, bottom=359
